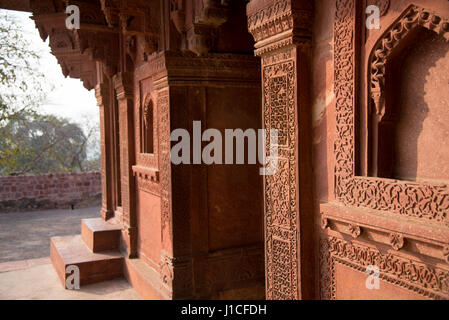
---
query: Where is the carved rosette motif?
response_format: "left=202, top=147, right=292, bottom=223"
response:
left=389, top=233, right=405, bottom=251
left=320, top=237, right=449, bottom=299
left=348, top=224, right=361, bottom=239
left=334, top=0, right=449, bottom=226
left=444, top=246, right=449, bottom=263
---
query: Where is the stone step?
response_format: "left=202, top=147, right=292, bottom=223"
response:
left=50, top=235, right=123, bottom=288
left=124, top=258, right=170, bottom=300
left=81, top=218, right=121, bottom=253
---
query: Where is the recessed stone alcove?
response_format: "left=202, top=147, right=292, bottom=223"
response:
left=371, top=26, right=449, bottom=183
left=392, top=28, right=449, bottom=182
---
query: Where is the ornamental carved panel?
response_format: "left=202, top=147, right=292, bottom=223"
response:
left=324, top=0, right=449, bottom=300
left=158, top=90, right=172, bottom=236
left=136, top=90, right=159, bottom=169
left=334, top=0, right=449, bottom=226
left=262, top=49, right=298, bottom=300
left=320, top=237, right=449, bottom=299
left=134, top=77, right=161, bottom=195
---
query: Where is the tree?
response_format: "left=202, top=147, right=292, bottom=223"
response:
left=0, top=114, right=99, bottom=175
left=0, top=10, right=100, bottom=175
left=0, top=10, right=48, bottom=124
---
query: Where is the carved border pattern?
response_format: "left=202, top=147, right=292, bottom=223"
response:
left=334, top=0, right=449, bottom=226
left=320, top=237, right=449, bottom=300
left=319, top=238, right=334, bottom=300
left=263, top=50, right=298, bottom=300
left=158, top=90, right=171, bottom=235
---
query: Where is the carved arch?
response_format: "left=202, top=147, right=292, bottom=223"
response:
left=333, top=0, right=449, bottom=225
left=141, top=94, right=155, bottom=155
left=368, top=5, right=449, bottom=116
left=365, top=5, right=449, bottom=178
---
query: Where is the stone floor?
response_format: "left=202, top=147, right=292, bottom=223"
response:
left=0, top=258, right=141, bottom=300
left=0, top=206, right=99, bottom=263
left=0, top=206, right=141, bottom=300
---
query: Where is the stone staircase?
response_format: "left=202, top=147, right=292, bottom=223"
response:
left=50, top=218, right=123, bottom=288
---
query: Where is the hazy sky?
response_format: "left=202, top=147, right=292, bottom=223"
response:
left=5, top=9, right=99, bottom=132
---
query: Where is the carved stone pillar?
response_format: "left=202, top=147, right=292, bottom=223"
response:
left=95, top=73, right=114, bottom=221
left=247, top=0, right=315, bottom=300
left=114, top=72, right=137, bottom=258
left=143, top=50, right=264, bottom=299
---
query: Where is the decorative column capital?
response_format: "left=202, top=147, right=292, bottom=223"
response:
left=247, top=0, right=314, bottom=56
left=113, top=72, right=134, bottom=101
left=95, top=82, right=110, bottom=108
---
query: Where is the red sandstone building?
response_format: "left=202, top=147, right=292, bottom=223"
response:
left=1, top=0, right=448, bottom=300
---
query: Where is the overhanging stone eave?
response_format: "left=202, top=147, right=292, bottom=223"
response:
left=0, top=0, right=31, bottom=12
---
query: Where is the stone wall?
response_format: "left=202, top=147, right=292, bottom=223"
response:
left=0, top=172, right=101, bottom=213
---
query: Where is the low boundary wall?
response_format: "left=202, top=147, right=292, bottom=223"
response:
left=0, top=172, right=101, bottom=212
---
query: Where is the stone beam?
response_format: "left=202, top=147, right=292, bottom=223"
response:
left=0, top=0, right=31, bottom=12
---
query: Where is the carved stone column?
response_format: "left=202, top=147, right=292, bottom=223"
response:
left=247, top=0, right=315, bottom=300
left=114, top=72, right=137, bottom=258
left=95, top=72, right=115, bottom=221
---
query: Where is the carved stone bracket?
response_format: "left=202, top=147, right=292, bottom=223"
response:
left=444, top=246, right=449, bottom=264
left=76, top=29, right=120, bottom=75
left=31, top=9, right=98, bottom=89
left=114, top=72, right=134, bottom=101
left=171, top=0, right=230, bottom=55
left=100, top=0, right=160, bottom=62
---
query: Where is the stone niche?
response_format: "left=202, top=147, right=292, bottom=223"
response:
left=392, top=28, right=449, bottom=182
left=362, top=6, right=449, bottom=184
